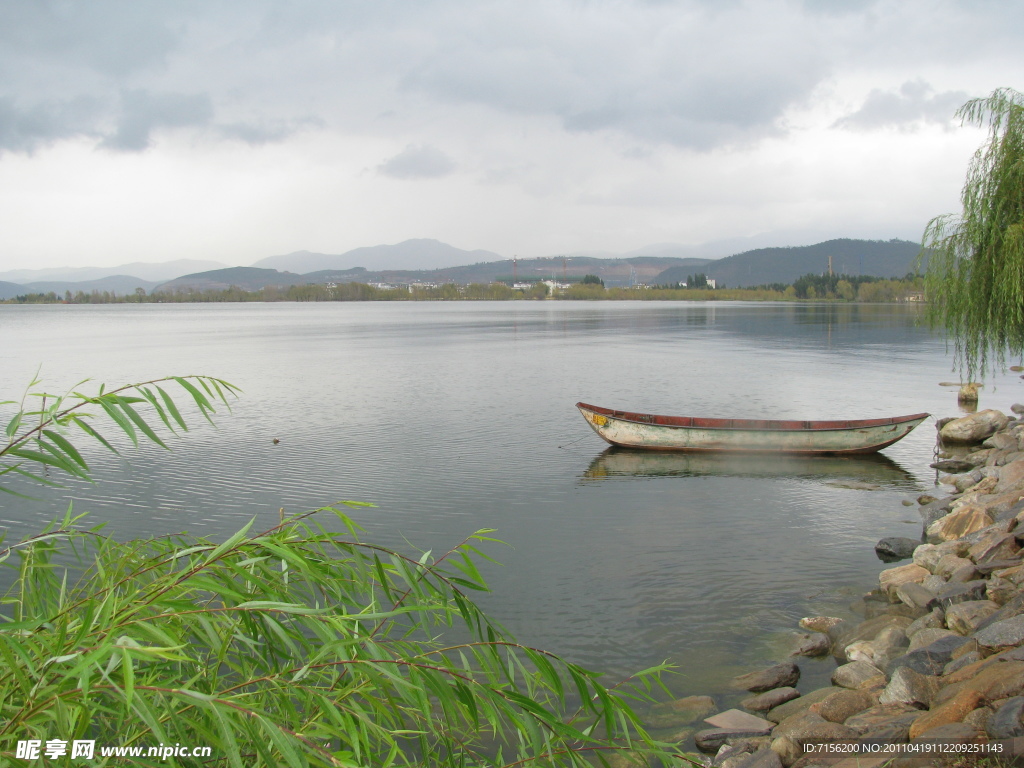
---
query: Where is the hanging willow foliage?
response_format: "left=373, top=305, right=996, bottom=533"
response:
left=921, top=87, right=1024, bottom=379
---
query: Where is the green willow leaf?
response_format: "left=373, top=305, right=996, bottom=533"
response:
left=0, top=374, right=676, bottom=767
left=921, top=87, right=1024, bottom=378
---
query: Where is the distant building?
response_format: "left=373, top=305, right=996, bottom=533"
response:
left=542, top=280, right=573, bottom=293
left=706, top=278, right=716, bottom=289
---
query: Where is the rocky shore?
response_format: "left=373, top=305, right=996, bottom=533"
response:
left=636, top=405, right=1024, bottom=768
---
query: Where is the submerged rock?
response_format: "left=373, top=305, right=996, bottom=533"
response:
left=931, top=459, right=976, bottom=473
left=741, top=687, right=800, bottom=712
left=825, top=480, right=880, bottom=491
left=646, top=694, right=717, bottom=728
left=789, top=633, right=830, bottom=658
left=875, top=537, right=920, bottom=562
left=730, top=663, right=800, bottom=693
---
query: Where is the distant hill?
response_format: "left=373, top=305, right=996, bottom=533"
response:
left=252, top=239, right=504, bottom=273
left=148, top=239, right=920, bottom=294
left=2, top=237, right=925, bottom=299
left=0, top=281, right=24, bottom=300
left=656, top=239, right=922, bottom=288
left=155, top=267, right=307, bottom=293
left=20, top=275, right=160, bottom=296
left=304, top=255, right=714, bottom=288
left=0, top=259, right=229, bottom=284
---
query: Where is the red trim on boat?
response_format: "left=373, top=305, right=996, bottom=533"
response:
left=576, top=402, right=930, bottom=432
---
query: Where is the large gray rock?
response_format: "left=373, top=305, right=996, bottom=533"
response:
left=940, top=410, right=1010, bottom=444
left=843, top=703, right=920, bottom=737
left=807, top=688, right=876, bottom=723
left=908, top=627, right=959, bottom=651
left=895, top=582, right=936, bottom=611
left=831, top=661, right=885, bottom=690
left=918, top=498, right=955, bottom=529
left=968, top=531, right=1022, bottom=564
left=986, top=576, right=1016, bottom=606
left=974, top=614, right=1024, bottom=652
left=878, top=564, right=930, bottom=598
left=975, top=591, right=1024, bottom=632
left=984, top=432, right=1019, bottom=451
left=730, top=662, right=800, bottom=693
left=945, top=600, right=999, bottom=635
left=948, top=563, right=982, bottom=583
left=935, top=554, right=974, bottom=579
left=887, top=634, right=971, bottom=676
left=927, top=507, right=996, bottom=544
left=934, top=579, right=989, bottom=607
left=705, top=710, right=775, bottom=732
left=905, top=608, right=945, bottom=638
left=833, top=615, right=912, bottom=662
left=878, top=666, right=939, bottom=709
left=944, top=651, right=982, bottom=675
left=986, top=696, right=1024, bottom=739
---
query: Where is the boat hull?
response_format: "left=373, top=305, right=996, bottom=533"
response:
left=576, top=402, right=929, bottom=455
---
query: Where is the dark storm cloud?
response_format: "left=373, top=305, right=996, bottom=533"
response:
left=101, top=90, right=214, bottom=151
left=1, top=0, right=1022, bottom=156
left=378, top=145, right=457, bottom=179
left=0, top=96, right=104, bottom=153
left=397, top=3, right=828, bottom=149
left=0, top=1, right=179, bottom=78
left=835, top=80, right=970, bottom=131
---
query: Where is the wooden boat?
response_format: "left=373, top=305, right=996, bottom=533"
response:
left=576, top=402, right=929, bottom=455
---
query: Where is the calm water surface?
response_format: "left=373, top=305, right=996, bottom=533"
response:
left=2, top=301, right=1022, bottom=702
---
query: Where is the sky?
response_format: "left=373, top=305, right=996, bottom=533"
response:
left=1, top=0, right=1023, bottom=270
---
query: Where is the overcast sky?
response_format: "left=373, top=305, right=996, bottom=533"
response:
left=2, top=0, right=1022, bottom=270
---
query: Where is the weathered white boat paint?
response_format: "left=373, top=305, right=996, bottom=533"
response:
left=576, top=402, right=929, bottom=455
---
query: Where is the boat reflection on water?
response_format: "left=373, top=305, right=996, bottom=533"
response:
left=581, top=446, right=920, bottom=489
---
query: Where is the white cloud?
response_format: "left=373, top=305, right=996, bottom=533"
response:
left=834, top=80, right=969, bottom=131
left=378, top=145, right=457, bottom=179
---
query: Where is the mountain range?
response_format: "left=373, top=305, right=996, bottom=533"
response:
left=0, top=237, right=923, bottom=299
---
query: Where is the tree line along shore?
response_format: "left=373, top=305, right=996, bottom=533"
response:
left=3, top=271, right=924, bottom=305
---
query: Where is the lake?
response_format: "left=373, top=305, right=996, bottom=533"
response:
left=2, top=301, right=1021, bottom=703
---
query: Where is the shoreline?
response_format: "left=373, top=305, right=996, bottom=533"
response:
left=631, top=404, right=1024, bottom=768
